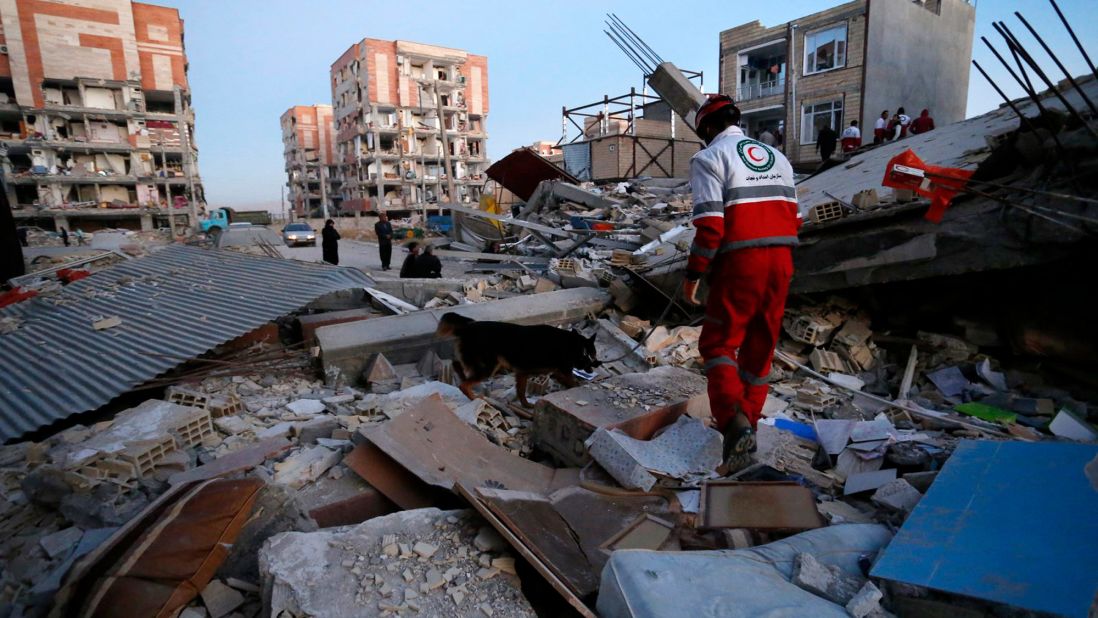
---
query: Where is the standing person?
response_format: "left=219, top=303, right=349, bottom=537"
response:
left=759, top=128, right=776, bottom=146
left=321, top=219, right=340, bottom=265
left=896, top=107, right=912, bottom=138
left=816, top=124, right=838, bottom=162
left=74, top=228, right=86, bottom=246
left=682, top=94, right=800, bottom=473
left=773, top=127, right=783, bottom=148
left=59, top=227, right=69, bottom=247
left=399, top=241, right=420, bottom=278
left=910, top=109, right=935, bottom=135
left=840, top=120, right=862, bottom=152
left=17, top=227, right=28, bottom=247
left=415, top=245, right=442, bottom=278
left=874, top=110, right=889, bottom=144
left=374, top=212, right=393, bottom=270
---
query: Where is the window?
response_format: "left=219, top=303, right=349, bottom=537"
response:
left=801, top=100, right=843, bottom=144
left=804, top=25, right=847, bottom=74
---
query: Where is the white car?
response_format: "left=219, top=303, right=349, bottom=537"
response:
left=282, top=223, right=316, bottom=246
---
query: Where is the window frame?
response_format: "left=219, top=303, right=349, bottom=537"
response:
left=800, top=99, right=844, bottom=145
left=802, top=24, right=848, bottom=76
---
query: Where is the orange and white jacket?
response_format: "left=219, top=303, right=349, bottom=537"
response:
left=687, top=125, right=800, bottom=278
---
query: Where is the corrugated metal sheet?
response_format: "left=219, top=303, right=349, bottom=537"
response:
left=563, top=142, right=592, bottom=181
left=0, top=245, right=372, bottom=442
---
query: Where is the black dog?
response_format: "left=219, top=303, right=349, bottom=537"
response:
left=436, top=313, right=599, bottom=407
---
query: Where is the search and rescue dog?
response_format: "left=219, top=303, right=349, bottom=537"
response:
left=436, top=313, right=600, bottom=407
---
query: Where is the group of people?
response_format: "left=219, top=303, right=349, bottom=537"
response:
left=873, top=107, right=935, bottom=144
left=814, top=107, right=936, bottom=163
left=373, top=212, right=441, bottom=278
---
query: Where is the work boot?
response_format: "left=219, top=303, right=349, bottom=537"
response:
left=719, top=416, right=756, bottom=476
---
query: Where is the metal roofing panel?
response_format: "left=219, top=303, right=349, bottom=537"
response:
left=485, top=147, right=579, bottom=202
left=0, top=245, right=372, bottom=442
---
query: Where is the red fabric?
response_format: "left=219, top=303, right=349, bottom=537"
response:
left=699, top=246, right=793, bottom=431
left=882, top=149, right=974, bottom=223
left=841, top=137, right=861, bottom=152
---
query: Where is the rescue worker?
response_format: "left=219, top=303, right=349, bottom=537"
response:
left=682, top=95, right=800, bottom=473
left=840, top=120, right=862, bottom=152
left=896, top=107, right=912, bottom=138
left=874, top=110, right=889, bottom=144
left=910, top=108, right=935, bottom=135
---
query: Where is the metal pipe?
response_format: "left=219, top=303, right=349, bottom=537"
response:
left=1014, top=11, right=1098, bottom=117
left=1049, top=0, right=1098, bottom=80
left=605, top=30, right=649, bottom=73
left=997, top=22, right=1096, bottom=138
left=608, top=14, right=664, bottom=66
left=971, top=59, right=1042, bottom=137
left=605, top=18, right=658, bottom=71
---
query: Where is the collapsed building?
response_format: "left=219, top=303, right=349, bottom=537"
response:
left=0, top=0, right=205, bottom=233
left=1, top=3, right=1097, bottom=618
left=280, top=104, right=342, bottom=218
left=331, top=38, right=490, bottom=212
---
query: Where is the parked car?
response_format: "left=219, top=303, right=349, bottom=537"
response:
left=282, top=222, right=316, bottom=246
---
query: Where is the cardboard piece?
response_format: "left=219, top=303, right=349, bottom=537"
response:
left=698, top=481, right=824, bottom=531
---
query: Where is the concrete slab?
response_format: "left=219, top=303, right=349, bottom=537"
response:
left=533, top=366, right=709, bottom=467
left=298, top=308, right=376, bottom=345
left=317, top=287, right=610, bottom=382
left=369, top=278, right=468, bottom=307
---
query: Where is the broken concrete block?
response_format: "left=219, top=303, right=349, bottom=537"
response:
left=273, top=446, right=340, bottom=489
left=285, top=399, right=325, bottom=416
left=413, top=541, right=438, bottom=559
left=416, top=350, right=442, bottom=380
left=39, top=527, right=83, bottom=559
left=810, top=348, right=850, bottom=374
left=260, top=508, right=534, bottom=617
left=363, top=353, right=398, bottom=383
left=846, top=581, right=884, bottom=618
left=201, top=579, right=245, bottom=618
left=871, top=479, right=922, bottom=512
left=294, top=416, right=339, bottom=445
left=256, top=421, right=295, bottom=440
left=473, top=526, right=507, bottom=553
left=214, top=416, right=254, bottom=436
left=791, top=553, right=864, bottom=605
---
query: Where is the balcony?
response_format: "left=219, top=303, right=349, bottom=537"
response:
left=737, top=78, right=785, bottom=102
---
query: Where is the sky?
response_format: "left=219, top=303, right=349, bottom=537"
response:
left=164, top=0, right=1098, bottom=211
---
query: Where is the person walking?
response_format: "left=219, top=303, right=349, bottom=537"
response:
left=682, top=94, right=800, bottom=473
left=59, top=227, right=69, bottom=247
left=374, top=212, right=393, bottom=270
left=74, top=228, right=86, bottom=246
left=874, top=110, right=889, bottom=144
left=321, top=219, right=340, bottom=265
left=399, top=242, right=421, bottom=278
left=910, top=109, right=935, bottom=135
left=816, top=124, right=838, bottom=162
left=758, top=128, right=776, bottom=146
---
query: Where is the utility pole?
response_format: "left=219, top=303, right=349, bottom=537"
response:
left=432, top=81, right=460, bottom=241
left=280, top=184, right=286, bottom=223
left=319, top=164, right=330, bottom=220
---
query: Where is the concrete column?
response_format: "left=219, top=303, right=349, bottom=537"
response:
left=140, top=213, right=154, bottom=231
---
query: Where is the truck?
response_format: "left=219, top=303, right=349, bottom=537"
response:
left=199, top=207, right=272, bottom=237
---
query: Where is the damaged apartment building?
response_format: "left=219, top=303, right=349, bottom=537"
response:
left=330, top=38, right=489, bottom=212
left=720, top=0, right=975, bottom=168
left=0, top=0, right=203, bottom=232
left=280, top=104, right=341, bottom=218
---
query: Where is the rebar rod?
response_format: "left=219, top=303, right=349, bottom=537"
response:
left=1015, top=11, right=1098, bottom=116
left=1049, top=0, right=1098, bottom=80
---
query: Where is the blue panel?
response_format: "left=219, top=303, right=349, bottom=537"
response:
left=872, top=440, right=1098, bottom=618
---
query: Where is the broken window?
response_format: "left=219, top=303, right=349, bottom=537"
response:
left=801, top=100, right=843, bottom=144
left=804, top=25, right=847, bottom=75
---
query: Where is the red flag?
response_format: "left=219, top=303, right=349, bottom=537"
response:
left=882, top=149, right=974, bottom=223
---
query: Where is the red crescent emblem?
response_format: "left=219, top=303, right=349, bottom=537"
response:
left=747, top=145, right=765, bottom=163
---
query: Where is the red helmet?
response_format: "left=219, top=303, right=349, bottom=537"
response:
left=695, top=94, right=737, bottom=130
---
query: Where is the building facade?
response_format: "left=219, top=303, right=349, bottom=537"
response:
left=280, top=104, right=340, bottom=218
left=0, top=0, right=203, bottom=232
left=719, top=0, right=975, bottom=167
left=330, top=38, right=488, bottom=212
